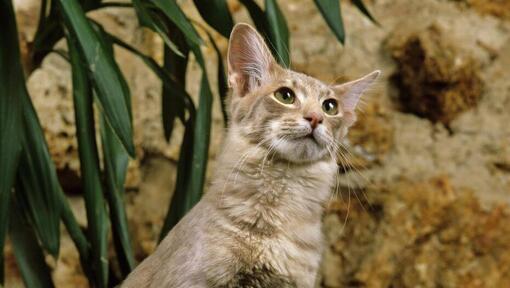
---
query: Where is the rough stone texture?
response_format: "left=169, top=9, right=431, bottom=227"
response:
left=460, top=0, right=510, bottom=20
left=390, top=24, right=483, bottom=124
left=6, top=0, right=510, bottom=287
left=322, top=177, right=510, bottom=287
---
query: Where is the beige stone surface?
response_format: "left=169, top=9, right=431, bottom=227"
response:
left=7, top=0, right=510, bottom=287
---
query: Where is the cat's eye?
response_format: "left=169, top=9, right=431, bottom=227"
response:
left=274, top=87, right=295, bottom=105
left=322, top=99, right=338, bottom=115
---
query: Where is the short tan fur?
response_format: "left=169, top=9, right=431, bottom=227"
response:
left=122, top=23, right=379, bottom=288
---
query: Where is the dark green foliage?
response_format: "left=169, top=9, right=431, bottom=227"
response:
left=207, top=32, right=230, bottom=125
left=10, top=198, right=54, bottom=288
left=0, top=0, right=375, bottom=285
left=352, top=0, right=379, bottom=25
left=162, top=23, right=190, bottom=141
left=193, top=0, right=234, bottom=38
left=0, top=0, right=24, bottom=282
left=314, top=0, right=346, bottom=44
left=58, top=0, right=135, bottom=157
left=265, top=0, right=290, bottom=67
left=67, top=32, right=110, bottom=287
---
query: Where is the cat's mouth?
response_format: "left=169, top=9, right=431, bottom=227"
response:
left=299, top=132, right=319, bottom=144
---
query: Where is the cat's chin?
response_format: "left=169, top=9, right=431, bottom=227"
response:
left=271, top=137, right=329, bottom=164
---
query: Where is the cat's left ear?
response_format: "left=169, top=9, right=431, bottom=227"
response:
left=332, top=70, right=381, bottom=113
left=227, top=23, right=278, bottom=97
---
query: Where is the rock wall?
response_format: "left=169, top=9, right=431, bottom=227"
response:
left=7, top=0, right=510, bottom=287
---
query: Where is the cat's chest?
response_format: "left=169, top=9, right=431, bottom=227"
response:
left=218, top=220, right=323, bottom=288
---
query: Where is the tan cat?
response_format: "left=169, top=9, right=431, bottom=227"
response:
left=122, top=23, right=379, bottom=288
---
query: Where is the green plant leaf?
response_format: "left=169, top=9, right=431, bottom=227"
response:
left=0, top=0, right=23, bottom=282
left=103, top=31, right=193, bottom=126
left=15, top=122, right=63, bottom=257
left=238, top=0, right=270, bottom=38
left=150, top=0, right=203, bottom=47
left=57, top=0, right=135, bottom=157
left=2, top=0, right=65, bottom=264
left=187, top=74, right=213, bottom=209
left=351, top=0, right=378, bottom=25
left=66, top=31, right=109, bottom=288
left=31, top=1, right=64, bottom=72
left=14, top=59, right=62, bottom=260
left=314, top=0, right=345, bottom=44
left=9, top=197, right=54, bottom=288
left=100, top=116, right=135, bottom=276
left=58, top=188, right=93, bottom=282
left=131, top=0, right=184, bottom=57
left=265, top=0, right=290, bottom=67
left=206, top=32, right=229, bottom=125
left=87, top=23, right=136, bottom=277
left=159, top=117, right=195, bottom=239
left=193, top=0, right=234, bottom=38
left=162, top=22, right=190, bottom=141
left=160, top=51, right=212, bottom=239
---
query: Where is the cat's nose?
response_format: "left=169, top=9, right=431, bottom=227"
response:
left=304, top=113, right=323, bottom=129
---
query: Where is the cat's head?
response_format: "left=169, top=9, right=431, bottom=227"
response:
left=227, top=23, right=379, bottom=164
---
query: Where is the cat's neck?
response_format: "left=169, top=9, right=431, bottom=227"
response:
left=206, top=131, right=337, bottom=234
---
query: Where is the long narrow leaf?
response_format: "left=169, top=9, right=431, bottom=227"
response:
left=103, top=28, right=208, bottom=238
left=32, top=4, right=64, bottom=72
left=15, top=58, right=63, bottom=259
left=193, top=0, right=234, bottom=38
left=314, top=0, right=345, bottom=44
left=162, top=22, right=189, bottom=141
left=186, top=74, right=213, bottom=210
left=88, top=23, right=137, bottom=277
left=159, top=118, right=195, bottom=239
left=66, top=32, right=109, bottom=288
left=57, top=0, right=135, bottom=157
left=352, top=0, right=378, bottom=25
left=132, top=0, right=184, bottom=56
left=9, top=197, right=54, bottom=288
left=0, top=0, right=23, bottom=282
left=238, top=0, right=270, bottom=38
left=2, top=0, right=67, bottom=265
left=58, top=188, right=92, bottom=282
left=15, top=119, right=63, bottom=257
left=104, top=31, right=193, bottom=119
left=207, top=33, right=229, bottom=125
left=265, top=0, right=290, bottom=67
left=150, top=0, right=203, bottom=47
left=100, top=116, right=135, bottom=276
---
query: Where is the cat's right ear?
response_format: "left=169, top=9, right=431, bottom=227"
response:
left=227, top=23, right=277, bottom=97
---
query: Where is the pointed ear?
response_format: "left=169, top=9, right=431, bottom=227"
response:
left=227, top=23, right=277, bottom=97
left=333, top=70, right=381, bottom=112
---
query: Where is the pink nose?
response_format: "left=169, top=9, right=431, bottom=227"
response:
left=304, top=113, right=323, bottom=129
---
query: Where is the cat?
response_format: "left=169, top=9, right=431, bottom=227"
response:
left=121, top=23, right=379, bottom=288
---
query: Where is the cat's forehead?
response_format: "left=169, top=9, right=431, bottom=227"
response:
left=279, top=70, right=333, bottom=98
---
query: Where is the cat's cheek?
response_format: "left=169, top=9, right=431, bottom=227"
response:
left=267, top=120, right=281, bottom=138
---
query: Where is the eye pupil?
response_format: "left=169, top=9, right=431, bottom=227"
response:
left=322, top=99, right=338, bottom=115
left=274, top=87, right=295, bottom=104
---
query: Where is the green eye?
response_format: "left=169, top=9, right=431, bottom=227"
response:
left=274, top=87, right=295, bottom=104
left=322, top=99, right=338, bottom=115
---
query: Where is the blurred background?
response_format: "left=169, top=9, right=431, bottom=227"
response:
left=3, top=0, right=510, bottom=287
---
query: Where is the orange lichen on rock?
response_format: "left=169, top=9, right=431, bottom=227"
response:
left=390, top=25, right=483, bottom=125
left=322, top=177, right=510, bottom=287
left=349, top=100, right=394, bottom=158
left=337, top=99, right=394, bottom=173
left=463, top=0, right=510, bottom=20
